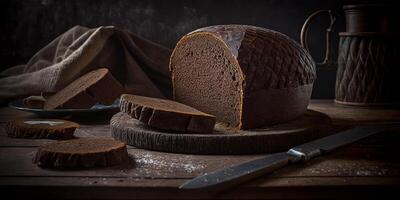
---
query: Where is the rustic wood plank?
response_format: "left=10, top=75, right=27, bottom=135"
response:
left=1, top=176, right=399, bottom=187
left=0, top=176, right=185, bottom=187
left=0, top=147, right=263, bottom=178
left=308, top=100, right=400, bottom=125
left=220, top=184, right=399, bottom=199
left=0, top=107, right=117, bottom=125
left=0, top=107, right=34, bottom=123
left=1, top=177, right=399, bottom=199
left=0, top=101, right=399, bottom=199
left=0, top=145, right=399, bottom=179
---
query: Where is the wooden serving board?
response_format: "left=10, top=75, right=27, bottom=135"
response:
left=110, top=110, right=332, bottom=155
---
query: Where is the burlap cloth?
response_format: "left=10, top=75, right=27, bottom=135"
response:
left=0, top=25, right=172, bottom=104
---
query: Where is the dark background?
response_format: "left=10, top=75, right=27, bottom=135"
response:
left=0, top=0, right=392, bottom=99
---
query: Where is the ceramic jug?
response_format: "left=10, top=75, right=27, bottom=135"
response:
left=301, top=5, right=400, bottom=106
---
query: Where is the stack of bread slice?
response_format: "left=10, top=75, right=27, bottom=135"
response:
left=44, top=68, right=125, bottom=110
left=7, top=68, right=130, bottom=169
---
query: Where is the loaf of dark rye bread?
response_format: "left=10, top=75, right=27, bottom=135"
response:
left=6, top=119, right=79, bottom=139
left=33, top=138, right=130, bottom=168
left=119, top=94, right=216, bottom=133
left=170, top=25, right=316, bottom=129
left=44, top=68, right=124, bottom=110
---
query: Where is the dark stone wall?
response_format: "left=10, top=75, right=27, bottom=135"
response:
left=0, top=0, right=391, bottom=98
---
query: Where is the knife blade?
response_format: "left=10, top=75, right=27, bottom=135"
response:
left=180, top=125, right=384, bottom=190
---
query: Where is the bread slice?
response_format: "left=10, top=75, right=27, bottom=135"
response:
left=33, top=138, right=130, bottom=168
left=170, top=25, right=316, bottom=129
left=44, top=68, right=124, bottom=110
left=120, top=94, right=216, bottom=133
left=6, top=118, right=79, bottom=139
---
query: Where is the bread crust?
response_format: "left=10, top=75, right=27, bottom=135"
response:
left=120, top=94, right=216, bottom=133
left=170, top=25, right=316, bottom=129
left=190, top=25, right=316, bottom=90
left=33, top=138, right=130, bottom=168
left=6, top=119, right=79, bottom=139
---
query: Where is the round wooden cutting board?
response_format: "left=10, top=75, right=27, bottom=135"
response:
left=110, top=110, right=332, bottom=155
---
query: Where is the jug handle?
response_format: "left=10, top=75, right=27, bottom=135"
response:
left=300, top=10, right=336, bottom=67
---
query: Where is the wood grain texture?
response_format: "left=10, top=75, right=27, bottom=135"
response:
left=308, top=100, right=400, bottom=125
left=1, top=100, right=400, bottom=199
left=1, top=143, right=399, bottom=178
left=111, top=110, right=332, bottom=154
left=1, top=177, right=399, bottom=199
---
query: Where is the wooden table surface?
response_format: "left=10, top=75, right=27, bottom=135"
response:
left=0, top=100, right=399, bottom=199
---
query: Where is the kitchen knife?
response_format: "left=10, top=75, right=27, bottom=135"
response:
left=179, top=125, right=384, bottom=190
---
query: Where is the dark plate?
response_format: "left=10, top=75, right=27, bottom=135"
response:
left=8, top=99, right=119, bottom=117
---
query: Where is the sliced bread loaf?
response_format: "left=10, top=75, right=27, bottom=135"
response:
left=44, top=68, right=124, bottom=110
left=170, top=25, right=316, bottom=129
left=120, top=94, right=216, bottom=133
